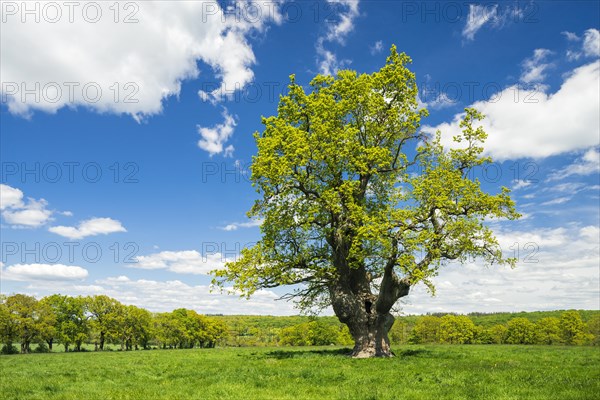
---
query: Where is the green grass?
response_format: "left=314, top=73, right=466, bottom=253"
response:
left=1, top=345, right=599, bottom=400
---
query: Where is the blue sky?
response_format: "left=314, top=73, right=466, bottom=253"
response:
left=1, top=1, right=599, bottom=315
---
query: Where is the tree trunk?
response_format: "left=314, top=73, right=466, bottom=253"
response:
left=21, top=341, right=29, bottom=354
left=47, top=339, right=53, bottom=351
left=99, top=331, right=105, bottom=350
left=329, top=260, right=410, bottom=358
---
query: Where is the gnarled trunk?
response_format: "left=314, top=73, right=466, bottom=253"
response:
left=348, top=312, right=396, bottom=358
left=329, top=253, right=410, bottom=358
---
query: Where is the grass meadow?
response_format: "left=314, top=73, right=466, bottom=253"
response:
left=1, top=345, right=598, bottom=400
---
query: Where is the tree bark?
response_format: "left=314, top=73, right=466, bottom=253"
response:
left=340, top=309, right=395, bottom=358
left=329, top=257, right=410, bottom=357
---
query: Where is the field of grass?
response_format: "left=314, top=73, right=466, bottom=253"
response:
left=1, top=345, right=598, bottom=400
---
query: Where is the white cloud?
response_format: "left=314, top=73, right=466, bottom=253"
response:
left=548, top=147, right=600, bottom=181
left=91, top=277, right=294, bottom=314
left=566, top=50, right=582, bottom=62
left=0, top=184, right=23, bottom=210
left=423, top=61, right=600, bottom=160
left=0, top=184, right=53, bottom=227
left=49, top=217, right=126, bottom=239
left=324, top=0, right=360, bottom=44
left=420, top=92, right=456, bottom=110
left=462, top=4, right=525, bottom=41
left=462, top=4, right=498, bottom=41
left=403, top=224, right=600, bottom=314
left=132, top=250, right=228, bottom=275
left=1, top=263, right=88, bottom=281
left=540, top=197, right=571, bottom=206
left=220, top=219, right=262, bottom=231
left=1, top=1, right=281, bottom=118
left=370, top=40, right=383, bottom=55
left=563, top=28, right=599, bottom=61
left=583, top=28, right=600, bottom=58
left=511, top=179, right=532, bottom=190
left=316, top=41, right=350, bottom=76
left=197, top=108, right=237, bottom=156
left=315, top=0, right=360, bottom=75
left=520, top=49, right=553, bottom=84
left=562, top=31, right=580, bottom=41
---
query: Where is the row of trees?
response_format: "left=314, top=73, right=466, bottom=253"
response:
left=0, top=294, right=227, bottom=354
left=1, top=293, right=598, bottom=354
left=390, top=311, right=599, bottom=345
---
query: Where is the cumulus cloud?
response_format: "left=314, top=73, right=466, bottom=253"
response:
left=403, top=224, right=600, bottom=314
left=0, top=184, right=53, bottom=227
left=197, top=108, right=236, bottom=156
left=81, top=276, right=294, bottom=314
left=220, top=219, right=262, bottom=231
left=1, top=1, right=281, bottom=118
left=315, top=0, right=360, bottom=75
left=1, top=263, right=88, bottom=281
left=423, top=61, right=600, bottom=160
left=324, top=0, right=360, bottom=44
left=132, top=250, right=229, bottom=275
left=0, top=184, right=23, bottom=210
left=563, top=28, right=599, bottom=61
left=49, top=217, right=126, bottom=239
left=520, top=49, right=553, bottom=84
left=582, top=28, right=600, bottom=58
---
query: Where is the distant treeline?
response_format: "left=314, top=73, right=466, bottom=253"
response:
left=215, top=310, right=600, bottom=347
left=1, top=293, right=598, bottom=355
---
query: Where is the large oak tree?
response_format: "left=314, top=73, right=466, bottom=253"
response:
left=213, top=47, right=519, bottom=357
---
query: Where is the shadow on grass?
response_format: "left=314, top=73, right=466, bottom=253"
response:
left=265, top=347, right=430, bottom=359
left=395, top=348, right=429, bottom=358
left=265, top=348, right=352, bottom=359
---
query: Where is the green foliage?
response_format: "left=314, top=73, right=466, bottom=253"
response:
left=505, top=318, right=536, bottom=345
left=438, top=315, right=476, bottom=344
left=560, top=310, right=593, bottom=345
left=535, top=317, right=562, bottom=345
left=409, top=316, right=441, bottom=344
left=587, top=314, right=600, bottom=346
left=152, top=309, right=227, bottom=349
left=213, top=47, right=519, bottom=321
left=2, top=294, right=56, bottom=353
left=85, top=294, right=124, bottom=349
left=487, top=324, right=508, bottom=344
left=279, top=320, right=351, bottom=346
left=389, top=318, right=410, bottom=345
left=1, top=344, right=19, bottom=354
left=43, top=294, right=89, bottom=352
